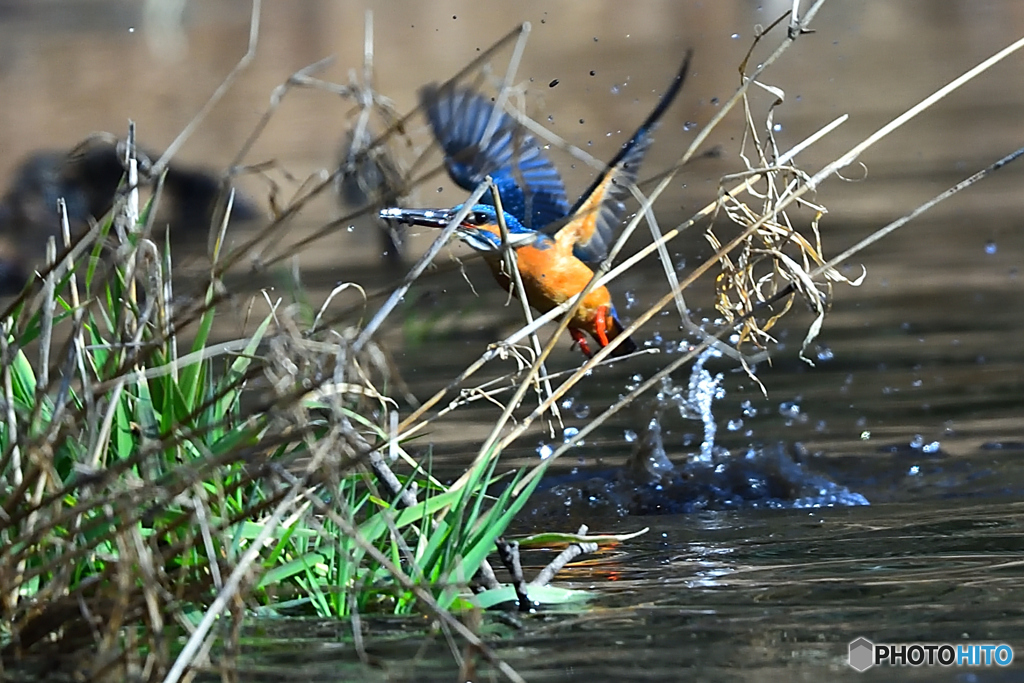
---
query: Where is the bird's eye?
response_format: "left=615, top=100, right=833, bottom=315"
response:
left=470, top=211, right=489, bottom=225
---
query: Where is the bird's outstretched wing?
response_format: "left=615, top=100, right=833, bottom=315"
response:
left=557, top=51, right=692, bottom=265
left=421, top=83, right=570, bottom=229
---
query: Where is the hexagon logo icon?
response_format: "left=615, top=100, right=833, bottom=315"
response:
left=849, top=637, right=875, bottom=672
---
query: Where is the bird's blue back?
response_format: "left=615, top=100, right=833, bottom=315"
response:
left=421, top=52, right=691, bottom=265
left=421, top=84, right=570, bottom=230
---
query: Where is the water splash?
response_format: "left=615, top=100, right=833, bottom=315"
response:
left=685, top=347, right=724, bottom=463
left=536, top=442, right=554, bottom=460
left=527, top=346, right=869, bottom=517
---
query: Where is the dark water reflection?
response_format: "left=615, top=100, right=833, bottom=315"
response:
left=2, top=0, right=1024, bottom=680
left=232, top=501, right=1024, bottom=682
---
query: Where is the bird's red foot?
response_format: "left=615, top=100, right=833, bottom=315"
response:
left=569, top=328, right=593, bottom=358
left=594, top=305, right=611, bottom=347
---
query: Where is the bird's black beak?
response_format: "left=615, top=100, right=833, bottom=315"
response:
left=379, top=207, right=454, bottom=228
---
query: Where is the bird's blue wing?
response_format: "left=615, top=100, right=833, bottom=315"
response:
left=421, top=84, right=570, bottom=230
left=559, top=51, right=692, bottom=265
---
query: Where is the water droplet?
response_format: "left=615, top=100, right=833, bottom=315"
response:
left=536, top=442, right=554, bottom=459
left=710, top=97, right=719, bottom=105
left=726, top=418, right=743, bottom=431
left=624, top=290, right=637, bottom=310
left=907, top=465, right=920, bottom=476
left=549, top=79, right=560, bottom=88
left=860, top=430, right=871, bottom=440
left=573, top=404, right=590, bottom=419
left=923, top=441, right=940, bottom=454
left=437, top=186, right=443, bottom=193
left=778, top=401, right=801, bottom=419
left=562, top=427, right=580, bottom=444
left=741, top=400, right=757, bottom=418
left=683, top=121, right=696, bottom=132
left=560, top=396, right=575, bottom=411
left=547, top=115, right=554, bottom=122
left=909, top=434, right=924, bottom=449
left=731, top=32, right=740, bottom=39
left=623, top=429, right=637, bottom=443
left=346, top=225, right=355, bottom=233
left=589, top=70, right=596, bottom=76
left=816, top=345, right=834, bottom=362
left=985, top=240, right=997, bottom=255
left=579, top=118, right=585, bottom=124
left=772, top=123, right=782, bottom=132
left=610, top=85, right=620, bottom=95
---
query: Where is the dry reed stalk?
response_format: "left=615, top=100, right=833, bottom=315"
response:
left=441, top=1, right=830, bottom=494
left=502, top=16, right=1024, bottom=486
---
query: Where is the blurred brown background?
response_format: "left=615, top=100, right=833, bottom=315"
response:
left=1, top=0, right=1022, bottom=264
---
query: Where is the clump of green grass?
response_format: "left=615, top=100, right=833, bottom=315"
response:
left=0, top=11, right=620, bottom=679
left=0, top=121, right=589, bottom=681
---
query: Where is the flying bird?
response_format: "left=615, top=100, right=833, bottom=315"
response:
left=382, top=51, right=692, bottom=357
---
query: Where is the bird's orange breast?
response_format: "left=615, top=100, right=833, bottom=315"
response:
left=482, top=242, right=612, bottom=335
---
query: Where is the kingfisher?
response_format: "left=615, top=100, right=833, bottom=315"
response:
left=382, top=52, right=692, bottom=358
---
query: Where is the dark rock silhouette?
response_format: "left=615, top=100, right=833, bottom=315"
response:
left=0, top=139, right=261, bottom=295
